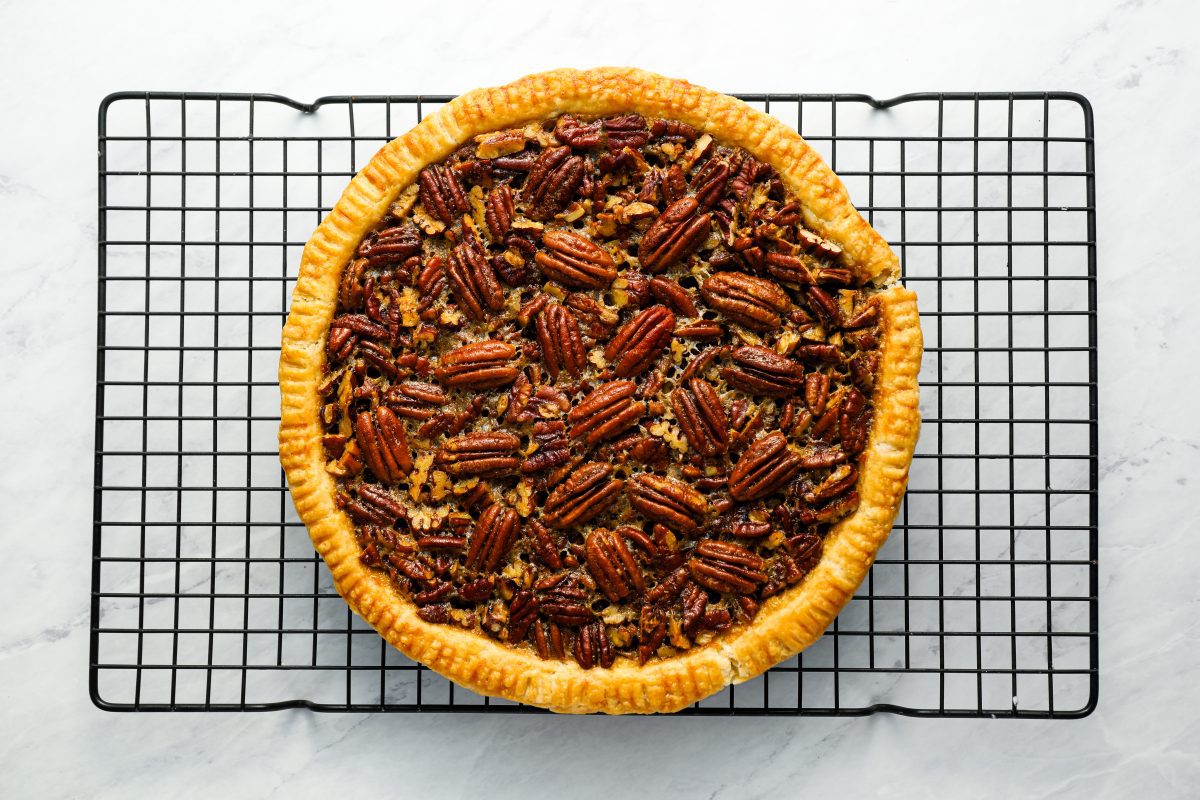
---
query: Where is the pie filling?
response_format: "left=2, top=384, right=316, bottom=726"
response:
left=319, top=113, right=885, bottom=669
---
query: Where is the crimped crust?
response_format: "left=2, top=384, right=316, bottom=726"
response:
left=279, top=67, right=921, bottom=713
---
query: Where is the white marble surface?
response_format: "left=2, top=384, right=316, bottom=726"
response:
left=2, top=0, right=1198, bottom=796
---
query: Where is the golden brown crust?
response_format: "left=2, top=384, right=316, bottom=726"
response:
left=279, top=67, right=921, bottom=713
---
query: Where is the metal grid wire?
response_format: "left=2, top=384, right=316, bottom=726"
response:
left=92, top=91, right=1098, bottom=717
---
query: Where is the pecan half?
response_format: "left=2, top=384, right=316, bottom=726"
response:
left=728, top=432, right=803, bottom=501
left=688, top=540, right=767, bottom=595
left=762, top=252, right=814, bottom=286
left=435, top=341, right=518, bottom=389
left=446, top=229, right=504, bottom=320
left=648, top=276, right=699, bottom=317
left=464, top=503, right=520, bottom=573
left=522, top=146, right=585, bottom=220
left=355, top=406, right=413, bottom=484
left=436, top=430, right=521, bottom=477
left=521, top=419, right=571, bottom=474
left=627, top=474, right=708, bottom=535
left=535, top=303, right=586, bottom=380
left=639, top=197, right=712, bottom=272
left=346, top=484, right=407, bottom=527
left=720, top=346, right=805, bottom=398
left=700, top=271, right=791, bottom=331
left=604, top=305, right=676, bottom=378
left=840, top=387, right=872, bottom=455
left=585, top=528, right=646, bottom=603
left=543, top=463, right=624, bottom=528
left=356, top=224, right=422, bottom=269
left=805, top=371, right=831, bottom=415
left=484, top=184, right=515, bottom=240
left=534, top=229, right=618, bottom=289
left=670, top=378, right=728, bottom=457
left=418, top=163, right=469, bottom=226
left=384, top=380, right=448, bottom=420
left=574, top=622, right=614, bottom=670
left=568, top=380, right=645, bottom=445
left=806, top=286, right=843, bottom=329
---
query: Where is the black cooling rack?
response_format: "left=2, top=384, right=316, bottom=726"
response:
left=92, top=91, right=1098, bottom=717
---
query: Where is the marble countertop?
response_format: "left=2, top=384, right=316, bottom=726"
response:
left=2, top=0, right=1198, bottom=796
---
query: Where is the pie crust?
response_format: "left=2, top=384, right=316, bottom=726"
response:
left=279, top=67, right=922, bottom=713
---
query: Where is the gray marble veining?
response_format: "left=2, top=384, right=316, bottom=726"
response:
left=1, top=0, right=1198, bottom=796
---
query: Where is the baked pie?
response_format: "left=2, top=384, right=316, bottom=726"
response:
left=280, top=68, right=922, bottom=713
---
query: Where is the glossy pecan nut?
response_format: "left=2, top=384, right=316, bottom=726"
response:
left=436, top=430, right=521, bottom=477
left=522, top=146, right=585, bottom=220
left=585, top=528, right=646, bottom=603
left=355, top=406, right=413, bottom=484
left=484, top=184, right=515, bottom=240
left=648, top=276, right=699, bottom=317
left=670, top=378, right=729, bottom=458
left=535, top=303, right=587, bottom=380
left=543, top=463, right=624, bottom=528
left=520, top=419, right=571, bottom=475
left=728, top=431, right=803, bottom=501
left=418, top=163, right=469, bottom=226
left=720, top=345, right=805, bottom=398
left=346, top=483, right=408, bottom=527
left=355, top=223, right=422, bottom=269
left=627, top=474, right=708, bottom=535
left=639, top=197, right=712, bottom=272
left=840, top=387, right=871, bottom=455
left=435, top=341, right=519, bottom=389
left=574, top=621, right=615, bottom=670
left=603, top=305, right=675, bottom=378
left=567, top=380, right=645, bottom=445
left=700, top=271, right=791, bottom=331
left=464, top=503, right=520, bottom=573
left=384, top=380, right=449, bottom=420
left=761, top=251, right=814, bottom=286
left=805, top=371, right=831, bottom=415
left=687, top=540, right=767, bottom=595
left=446, top=228, right=504, bottom=320
left=534, top=229, right=618, bottom=289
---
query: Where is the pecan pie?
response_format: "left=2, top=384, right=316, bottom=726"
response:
left=280, top=68, right=922, bottom=713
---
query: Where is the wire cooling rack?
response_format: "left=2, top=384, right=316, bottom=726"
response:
left=92, top=91, right=1097, bottom=717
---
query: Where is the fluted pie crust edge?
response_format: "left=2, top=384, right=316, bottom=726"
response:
left=279, top=67, right=923, bottom=714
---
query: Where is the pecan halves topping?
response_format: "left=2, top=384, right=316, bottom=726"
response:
left=585, top=528, right=646, bottom=603
left=568, top=380, right=645, bottom=445
left=648, top=276, right=699, bottom=318
left=464, top=503, right=520, bottom=573
left=604, top=305, right=676, bottom=378
left=446, top=229, right=504, bottom=320
left=418, top=163, right=469, bottom=226
left=720, top=345, right=805, bottom=398
left=639, top=197, right=713, bottom=272
left=762, top=252, right=814, bottom=286
left=534, top=229, right=618, bottom=289
left=543, top=462, right=624, bottom=529
left=670, top=378, right=729, bottom=458
left=323, top=111, right=893, bottom=670
left=384, top=380, right=448, bottom=420
left=688, top=540, right=767, bottom=595
left=535, top=303, right=586, bottom=380
left=728, top=432, right=803, bottom=501
left=346, top=484, right=408, bottom=526
left=700, top=271, right=791, bottom=331
left=627, top=474, right=708, bottom=535
left=356, top=223, right=422, bottom=268
left=435, top=341, right=519, bottom=389
left=484, top=184, right=515, bottom=240
left=436, top=430, right=521, bottom=477
left=355, top=406, right=413, bottom=484
left=521, top=419, right=571, bottom=474
left=574, top=621, right=615, bottom=670
left=522, top=146, right=585, bottom=220
left=840, top=387, right=872, bottom=455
